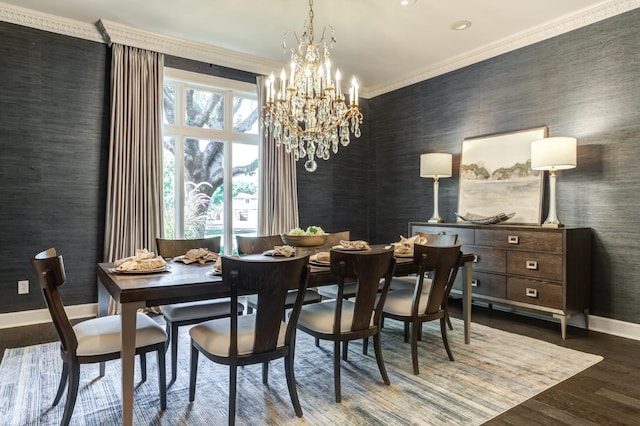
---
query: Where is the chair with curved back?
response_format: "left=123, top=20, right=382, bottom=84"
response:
left=31, top=248, right=167, bottom=426
left=382, top=242, right=462, bottom=374
left=156, top=237, right=245, bottom=385
left=188, top=254, right=310, bottom=425
left=237, top=234, right=322, bottom=315
left=296, top=247, right=396, bottom=402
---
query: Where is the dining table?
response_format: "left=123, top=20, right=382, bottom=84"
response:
left=96, top=247, right=475, bottom=426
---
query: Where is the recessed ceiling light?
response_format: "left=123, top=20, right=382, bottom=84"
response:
left=451, top=20, right=472, bottom=31
left=400, top=0, right=417, bottom=6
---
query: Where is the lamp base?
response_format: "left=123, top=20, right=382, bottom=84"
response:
left=428, top=218, right=444, bottom=224
left=541, top=222, right=564, bottom=228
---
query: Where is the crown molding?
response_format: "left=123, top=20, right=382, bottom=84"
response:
left=0, top=2, right=102, bottom=42
left=2, top=0, right=639, bottom=99
left=363, top=0, right=640, bottom=98
left=96, top=19, right=283, bottom=77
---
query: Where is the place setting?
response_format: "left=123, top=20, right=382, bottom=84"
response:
left=109, top=249, right=170, bottom=274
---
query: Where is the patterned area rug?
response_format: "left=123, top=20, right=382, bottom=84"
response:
left=0, top=318, right=602, bottom=425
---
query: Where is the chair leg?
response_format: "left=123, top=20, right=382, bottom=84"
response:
left=170, top=322, right=180, bottom=385
left=140, top=352, right=147, bottom=383
left=404, top=322, right=409, bottom=343
left=315, top=337, right=320, bottom=347
left=284, top=355, right=303, bottom=417
left=342, top=341, right=349, bottom=361
left=446, top=311, right=453, bottom=330
left=157, top=348, right=167, bottom=410
left=441, top=318, right=455, bottom=361
left=362, top=337, right=369, bottom=355
left=373, top=332, right=390, bottom=385
left=262, top=361, right=269, bottom=384
left=61, top=361, right=80, bottom=426
left=53, top=362, right=69, bottom=407
left=411, top=321, right=420, bottom=375
left=333, top=341, right=341, bottom=403
left=99, top=361, right=106, bottom=377
left=229, top=364, right=237, bottom=426
left=188, top=344, right=199, bottom=402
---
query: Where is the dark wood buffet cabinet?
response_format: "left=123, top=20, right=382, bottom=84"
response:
left=408, top=222, right=591, bottom=339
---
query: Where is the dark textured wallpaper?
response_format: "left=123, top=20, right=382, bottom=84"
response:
left=0, top=22, right=110, bottom=312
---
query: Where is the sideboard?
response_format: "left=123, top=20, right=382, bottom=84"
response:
left=408, top=222, right=591, bottom=339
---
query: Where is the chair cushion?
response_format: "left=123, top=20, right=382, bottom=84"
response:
left=382, top=289, right=429, bottom=316
left=297, top=300, right=373, bottom=334
left=246, top=289, right=322, bottom=308
left=189, top=315, right=286, bottom=357
left=160, top=299, right=244, bottom=322
left=73, top=313, right=167, bottom=357
left=389, top=276, right=432, bottom=292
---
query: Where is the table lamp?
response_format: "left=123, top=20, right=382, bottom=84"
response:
left=531, top=137, right=577, bottom=227
left=420, top=153, right=452, bottom=223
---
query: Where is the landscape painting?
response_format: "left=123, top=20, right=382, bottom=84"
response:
left=457, top=127, right=547, bottom=225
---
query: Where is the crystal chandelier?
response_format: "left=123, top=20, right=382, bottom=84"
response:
left=261, top=0, right=363, bottom=172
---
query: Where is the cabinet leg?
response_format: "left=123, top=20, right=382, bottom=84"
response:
left=584, top=308, right=590, bottom=334
left=553, top=313, right=568, bottom=339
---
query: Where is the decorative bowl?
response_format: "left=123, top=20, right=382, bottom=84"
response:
left=281, top=234, right=328, bottom=247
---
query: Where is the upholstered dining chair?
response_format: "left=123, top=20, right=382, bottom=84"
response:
left=31, top=248, right=167, bottom=426
left=295, top=247, right=396, bottom=402
left=382, top=242, right=462, bottom=375
left=156, top=237, right=244, bottom=385
left=188, top=254, right=310, bottom=425
left=237, top=234, right=322, bottom=315
left=389, top=232, right=459, bottom=333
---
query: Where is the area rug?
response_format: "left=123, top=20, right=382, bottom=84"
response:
left=0, top=318, right=602, bottom=425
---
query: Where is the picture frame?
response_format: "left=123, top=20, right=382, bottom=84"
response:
left=457, top=127, right=548, bottom=225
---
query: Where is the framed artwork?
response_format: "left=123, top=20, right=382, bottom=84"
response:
left=457, top=127, right=548, bottom=225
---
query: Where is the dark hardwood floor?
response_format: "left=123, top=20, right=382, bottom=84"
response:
left=1, top=301, right=639, bottom=425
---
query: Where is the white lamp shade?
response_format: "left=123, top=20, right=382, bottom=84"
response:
left=531, top=137, right=577, bottom=171
left=420, top=153, right=452, bottom=178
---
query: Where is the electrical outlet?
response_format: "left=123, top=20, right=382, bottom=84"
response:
left=18, top=280, right=29, bottom=295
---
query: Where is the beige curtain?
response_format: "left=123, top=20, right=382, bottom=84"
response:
left=103, top=45, right=164, bottom=312
left=257, top=75, right=299, bottom=236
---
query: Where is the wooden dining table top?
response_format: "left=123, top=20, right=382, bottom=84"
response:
left=96, top=246, right=473, bottom=307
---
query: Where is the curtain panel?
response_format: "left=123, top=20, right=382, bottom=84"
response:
left=256, top=75, right=299, bottom=236
left=103, top=44, right=164, bottom=263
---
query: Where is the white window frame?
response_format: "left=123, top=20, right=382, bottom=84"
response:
left=163, top=67, right=259, bottom=253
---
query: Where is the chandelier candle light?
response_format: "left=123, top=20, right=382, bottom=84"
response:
left=261, top=0, right=363, bottom=172
left=531, top=137, right=577, bottom=228
left=420, top=153, right=453, bottom=223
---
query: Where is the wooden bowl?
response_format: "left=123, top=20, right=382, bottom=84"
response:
left=281, top=234, right=328, bottom=247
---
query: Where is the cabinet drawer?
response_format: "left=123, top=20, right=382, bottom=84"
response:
left=507, top=251, right=563, bottom=281
left=471, top=271, right=506, bottom=298
left=507, top=277, right=563, bottom=309
left=409, top=225, right=475, bottom=245
left=468, top=245, right=506, bottom=273
left=475, top=229, right=562, bottom=253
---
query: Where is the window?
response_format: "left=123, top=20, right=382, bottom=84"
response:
left=162, top=68, right=259, bottom=254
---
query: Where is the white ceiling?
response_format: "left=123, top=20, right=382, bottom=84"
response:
left=1, top=0, right=637, bottom=97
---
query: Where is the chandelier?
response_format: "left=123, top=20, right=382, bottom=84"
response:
left=261, top=0, right=363, bottom=172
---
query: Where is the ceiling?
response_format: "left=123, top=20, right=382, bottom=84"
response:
left=1, top=0, right=635, bottom=97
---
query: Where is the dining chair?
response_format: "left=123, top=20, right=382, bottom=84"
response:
left=237, top=234, right=322, bottom=315
left=188, top=254, right=310, bottom=425
left=156, top=237, right=244, bottom=385
left=389, top=232, right=459, bottom=333
left=31, top=248, right=167, bottom=426
left=296, top=247, right=396, bottom=402
left=382, top=242, right=462, bottom=375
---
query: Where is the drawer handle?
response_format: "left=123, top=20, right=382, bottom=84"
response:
left=525, top=288, right=538, bottom=298
left=471, top=279, right=478, bottom=287
left=526, top=260, right=538, bottom=270
left=508, top=235, right=519, bottom=244
left=473, top=254, right=479, bottom=263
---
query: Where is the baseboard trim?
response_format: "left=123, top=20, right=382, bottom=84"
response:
left=0, top=304, right=97, bottom=329
left=1, top=303, right=639, bottom=341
